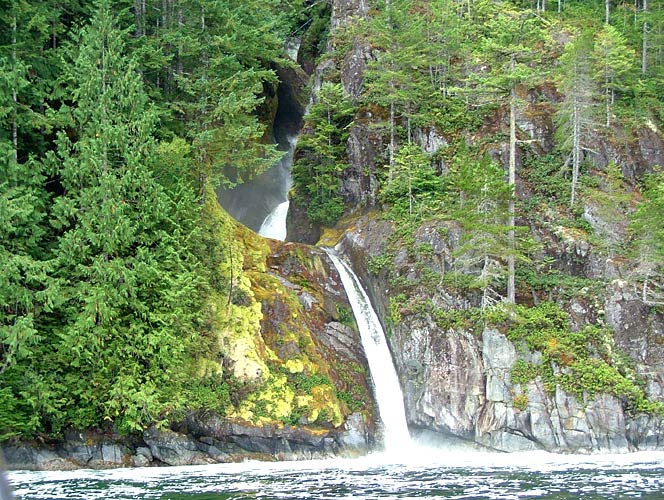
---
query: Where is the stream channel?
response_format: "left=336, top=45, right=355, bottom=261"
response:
left=9, top=57, right=664, bottom=500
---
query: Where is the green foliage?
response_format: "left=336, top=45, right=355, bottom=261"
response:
left=521, top=152, right=570, bottom=202
left=517, top=267, right=605, bottom=300
left=292, top=82, right=355, bottom=225
left=367, top=254, right=393, bottom=275
left=380, top=144, right=441, bottom=217
left=512, top=393, right=529, bottom=411
left=504, top=302, right=662, bottom=415
left=336, top=390, right=365, bottom=412
left=511, top=359, right=540, bottom=385
left=629, top=171, right=664, bottom=305
left=336, top=305, right=355, bottom=329
left=297, top=0, right=331, bottom=67
left=292, top=373, right=332, bottom=392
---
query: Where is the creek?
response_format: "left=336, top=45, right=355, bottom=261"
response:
left=12, top=55, right=664, bottom=500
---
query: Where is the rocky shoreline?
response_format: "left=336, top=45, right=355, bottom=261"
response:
left=3, top=412, right=371, bottom=471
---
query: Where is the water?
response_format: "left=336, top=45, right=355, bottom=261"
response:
left=9, top=451, right=664, bottom=499
left=258, top=200, right=290, bottom=240
left=325, top=250, right=411, bottom=453
left=217, top=136, right=297, bottom=234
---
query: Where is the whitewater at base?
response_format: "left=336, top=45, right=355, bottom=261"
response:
left=258, top=200, right=289, bottom=240
left=9, top=450, right=664, bottom=499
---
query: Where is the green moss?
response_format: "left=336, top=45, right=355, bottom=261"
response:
left=503, top=302, right=663, bottom=416
left=512, top=393, right=529, bottom=411
left=190, top=200, right=371, bottom=430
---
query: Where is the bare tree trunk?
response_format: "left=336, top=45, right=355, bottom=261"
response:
left=606, top=0, right=610, bottom=24
left=11, top=12, right=18, bottom=164
left=177, top=1, right=184, bottom=76
left=386, top=0, right=395, bottom=178
left=605, top=67, right=611, bottom=127
left=389, top=98, right=395, bottom=178
left=571, top=95, right=580, bottom=206
left=507, top=56, right=516, bottom=305
left=642, top=0, right=649, bottom=74
left=134, top=0, right=145, bottom=36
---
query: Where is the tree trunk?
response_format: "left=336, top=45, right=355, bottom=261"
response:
left=389, top=96, right=395, bottom=179
left=571, top=95, right=580, bottom=206
left=507, top=55, right=516, bottom=305
left=642, top=0, right=648, bottom=74
left=387, top=0, right=395, bottom=179
left=605, top=67, right=611, bottom=127
left=134, top=0, right=144, bottom=36
left=606, top=0, right=610, bottom=24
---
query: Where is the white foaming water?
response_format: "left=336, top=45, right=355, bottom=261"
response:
left=258, top=200, right=289, bottom=240
left=10, top=451, right=664, bottom=499
left=256, top=135, right=298, bottom=241
left=324, top=249, right=412, bottom=454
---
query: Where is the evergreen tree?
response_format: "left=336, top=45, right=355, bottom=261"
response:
left=292, top=82, right=355, bottom=225
left=380, top=143, right=440, bottom=219
left=593, top=24, right=635, bottom=126
left=443, top=150, right=519, bottom=308
left=364, top=0, right=428, bottom=172
left=469, top=5, right=545, bottom=303
left=556, top=32, right=597, bottom=207
left=35, top=0, right=201, bottom=434
left=630, top=173, right=664, bottom=305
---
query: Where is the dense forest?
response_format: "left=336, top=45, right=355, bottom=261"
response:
left=0, top=0, right=321, bottom=438
left=2, top=0, right=664, bottom=447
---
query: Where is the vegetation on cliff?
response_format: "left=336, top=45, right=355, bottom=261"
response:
left=3, top=0, right=664, bottom=447
left=292, top=0, right=664, bottom=420
left=0, top=0, right=365, bottom=440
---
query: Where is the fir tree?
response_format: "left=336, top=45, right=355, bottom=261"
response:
left=556, top=32, right=598, bottom=207
left=38, top=0, right=201, bottom=434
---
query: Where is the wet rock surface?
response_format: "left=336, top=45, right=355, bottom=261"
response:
left=337, top=214, right=664, bottom=453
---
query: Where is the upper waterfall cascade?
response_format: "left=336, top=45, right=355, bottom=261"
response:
left=216, top=134, right=297, bottom=239
left=258, top=200, right=290, bottom=240
left=325, top=249, right=412, bottom=454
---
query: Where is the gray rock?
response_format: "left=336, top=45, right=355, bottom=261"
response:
left=3, top=445, right=76, bottom=471
left=143, top=426, right=208, bottom=466
left=319, top=321, right=363, bottom=363
left=131, top=454, right=151, bottom=467
left=413, top=127, right=448, bottom=154
left=336, top=412, right=371, bottom=454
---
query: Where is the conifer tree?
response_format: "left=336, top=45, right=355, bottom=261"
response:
left=381, top=144, right=440, bottom=218
left=444, top=151, right=519, bottom=309
left=556, top=32, right=597, bottom=207
left=470, top=5, right=545, bottom=303
left=593, top=25, right=635, bottom=126
left=630, top=173, right=664, bottom=305
left=292, top=82, right=355, bottom=225
left=40, top=0, right=201, bottom=433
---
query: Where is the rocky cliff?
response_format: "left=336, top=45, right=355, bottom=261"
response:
left=302, top=0, right=664, bottom=454
left=331, top=214, right=664, bottom=453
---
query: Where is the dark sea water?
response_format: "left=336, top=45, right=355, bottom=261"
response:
left=8, top=450, right=664, bottom=499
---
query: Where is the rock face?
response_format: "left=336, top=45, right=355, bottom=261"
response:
left=337, top=214, right=664, bottom=453
left=4, top=412, right=372, bottom=471
left=3, top=235, right=376, bottom=471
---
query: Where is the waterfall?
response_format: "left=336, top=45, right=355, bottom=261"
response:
left=324, top=249, right=412, bottom=453
left=258, top=200, right=290, bottom=240
left=217, top=135, right=297, bottom=237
